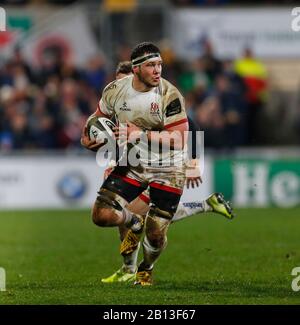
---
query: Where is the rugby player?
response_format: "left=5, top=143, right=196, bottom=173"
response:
left=81, top=45, right=234, bottom=285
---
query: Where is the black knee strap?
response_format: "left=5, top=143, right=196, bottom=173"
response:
left=148, top=204, right=173, bottom=220
left=96, top=189, right=123, bottom=211
left=149, top=186, right=181, bottom=218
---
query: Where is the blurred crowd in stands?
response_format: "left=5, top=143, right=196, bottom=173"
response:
left=0, top=0, right=294, bottom=6
left=0, top=40, right=268, bottom=151
left=170, top=0, right=294, bottom=5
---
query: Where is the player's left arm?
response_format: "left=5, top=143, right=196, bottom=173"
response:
left=144, top=89, right=188, bottom=150
left=159, top=89, right=189, bottom=149
left=116, top=120, right=188, bottom=150
left=114, top=88, right=188, bottom=150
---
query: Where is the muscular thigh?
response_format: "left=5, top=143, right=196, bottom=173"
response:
left=98, top=166, right=147, bottom=207
left=127, top=187, right=150, bottom=216
left=148, top=167, right=186, bottom=219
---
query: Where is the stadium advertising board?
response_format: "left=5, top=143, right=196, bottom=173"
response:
left=172, top=8, right=300, bottom=60
left=0, top=156, right=212, bottom=209
left=214, top=159, right=300, bottom=207
left=0, top=156, right=102, bottom=209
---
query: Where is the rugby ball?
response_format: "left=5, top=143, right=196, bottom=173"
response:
left=87, top=116, right=116, bottom=148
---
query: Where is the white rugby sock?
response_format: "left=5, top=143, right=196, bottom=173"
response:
left=140, top=235, right=166, bottom=270
left=122, top=207, right=134, bottom=225
left=122, top=208, right=143, bottom=232
left=172, top=200, right=212, bottom=223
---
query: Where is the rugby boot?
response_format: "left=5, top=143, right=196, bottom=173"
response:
left=101, top=266, right=136, bottom=283
left=206, top=192, right=235, bottom=219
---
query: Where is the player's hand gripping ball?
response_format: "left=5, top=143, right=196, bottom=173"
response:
left=86, top=116, right=117, bottom=149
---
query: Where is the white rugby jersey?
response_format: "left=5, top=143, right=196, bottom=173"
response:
left=97, top=75, right=188, bottom=167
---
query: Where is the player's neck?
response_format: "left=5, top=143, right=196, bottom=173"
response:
left=132, top=76, right=153, bottom=93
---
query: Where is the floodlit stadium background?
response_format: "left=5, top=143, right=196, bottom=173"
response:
left=0, top=0, right=300, bottom=304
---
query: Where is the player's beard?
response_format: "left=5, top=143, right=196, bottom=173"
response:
left=136, top=69, right=155, bottom=89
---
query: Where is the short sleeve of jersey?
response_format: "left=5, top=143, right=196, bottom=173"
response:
left=162, top=87, right=187, bottom=129
left=96, top=81, right=116, bottom=118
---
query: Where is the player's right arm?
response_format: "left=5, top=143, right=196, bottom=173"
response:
left=80, top=103, right=108, bottom=151
left=81, top=82, right=116, bottom=151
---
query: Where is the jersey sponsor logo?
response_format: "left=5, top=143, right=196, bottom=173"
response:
left=150, top=102, right=159, bottom=115
left=120, top=102, right=131, bottom=111
left=165, top=98, right=181, bottom=117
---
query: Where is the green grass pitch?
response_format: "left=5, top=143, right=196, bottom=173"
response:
left=0, top=208, right=299, bottom=305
